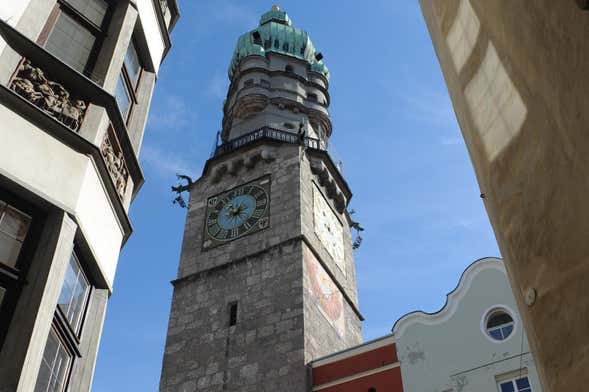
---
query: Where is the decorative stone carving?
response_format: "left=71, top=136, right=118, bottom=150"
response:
left=10, top=60, right=87, bottom=131
left=160, top=0, right=169, bottom=16
left=101, top=131, right=129, bottom=199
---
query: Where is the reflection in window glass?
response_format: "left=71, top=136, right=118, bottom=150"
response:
left=34, top=328, right=72, bottom=392
left=115, top=75, right=131, bottom=117
left=45, top=13, right=96, bottom=73
left=0, top=201, right=31, bottom=268
left=124, top=40, right=142, bottom=87
left=66, top=0, right=108, bottom=26
left=57, top=253, right=90, bottom=333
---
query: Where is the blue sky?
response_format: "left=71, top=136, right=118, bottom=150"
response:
left=92, top=1, right=499, bottom=390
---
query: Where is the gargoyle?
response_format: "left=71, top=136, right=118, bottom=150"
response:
left=171, top=174, right=194, bottom=208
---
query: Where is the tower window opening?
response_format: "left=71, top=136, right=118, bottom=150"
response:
left=252, top=31, right=262, bottom=45
left=307, top=93, right=318, bottom=102
left=260, top=80, right=271, bottom=88
left=283, top=122, right=295, bottom=129
left=285, top=65, right=294, bottom=73
left=274, top=39, right=279, bottom=48
left=244, top=79, right=254, bottom=88
left=229, top=302, right=238, bottom=326
left=264, top=39, right=271, bottom=49
left=300, top=47, right=305, bottom=55
left=283, top=42, right=289, bottom=52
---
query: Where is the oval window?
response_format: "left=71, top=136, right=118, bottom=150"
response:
left=485, top=309, right=514, bottom=341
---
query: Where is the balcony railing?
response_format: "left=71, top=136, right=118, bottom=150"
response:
left=212, top=126, right=321, bottom=158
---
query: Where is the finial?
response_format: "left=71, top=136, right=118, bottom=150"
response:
left=272, top=5, right=280, bottom=11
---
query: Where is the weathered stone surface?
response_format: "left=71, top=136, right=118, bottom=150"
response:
left=160, top=143, right=362, bottom=391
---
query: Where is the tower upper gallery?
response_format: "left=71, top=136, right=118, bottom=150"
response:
left=221, top=6, right=332, bottom=149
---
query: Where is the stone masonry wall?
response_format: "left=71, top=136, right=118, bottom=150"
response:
left=160, top=240, right=307, bottom=392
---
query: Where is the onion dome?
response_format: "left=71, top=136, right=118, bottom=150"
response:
left=228, top=6, right=329, bottom=80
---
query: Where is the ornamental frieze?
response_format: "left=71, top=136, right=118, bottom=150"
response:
left=10, top=60, right=87, bottom=131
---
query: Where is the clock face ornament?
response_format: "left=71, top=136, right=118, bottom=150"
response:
left=204, top=176, right=270, bottom=248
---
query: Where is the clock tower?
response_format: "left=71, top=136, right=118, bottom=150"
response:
left=159, top=7, right=363, bottom=391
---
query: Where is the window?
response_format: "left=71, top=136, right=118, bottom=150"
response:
left=0, top=195, right=40, bottom=351
left=244, top=79, right=254, bottom=88
left=229, top=302, right=238, bottom=326
left=34, top=328, right=73, bottom=392
left=116, top=37, right=143, bottom=120
left=35, top=249, right=91, bottom=392
left=485, top=308, right=514, bottom=341
left=260, top=79, right=271, bottom=88
left=285, top=65, right=293, bottom=73
left=124, top=39, right=142, bottom=87
left=498, top=376, right=532, bottom=392
left=0, top=200, right=31, bottom=268
left=57, top=253, right=90, bottom=334
left=42, top=0, right=111, bottom=78
left=307, top=93, right=318, bottom=102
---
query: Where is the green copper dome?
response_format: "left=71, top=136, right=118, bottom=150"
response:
left=229, top=6, right=329, bottom=80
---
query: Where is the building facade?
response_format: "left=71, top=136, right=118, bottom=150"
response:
left=159, top=7, right=363, bottom=391
left=0, top=1, right=178, bottom=391
left=418, top=2, right=589, bottom=390
left=393, top=258, right=541, bottom=392
left=310, top=335, right=403, bottom=392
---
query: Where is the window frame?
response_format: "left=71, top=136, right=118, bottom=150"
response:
left=35, top=247, right=93, bottom=392
left=481, top=305, right=517, bottom=343
left=37, top=0, right=115, bottom=80
left=497, top=375, right=533, bottom=392
left=35, top=325, right=76, bottom=392
left=117, top=36, right=144, bottom=122
left=55, top=251, right=91, bottom=338
left=0, top=190, right=45, bottom=351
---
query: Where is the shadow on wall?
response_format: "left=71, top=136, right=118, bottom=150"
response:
left=446, top=0, right=527, bottom=162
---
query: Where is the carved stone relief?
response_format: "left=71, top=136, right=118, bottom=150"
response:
left=101, top=130, right=129, bottom=199
left=10, top=60, right=87, bottom=131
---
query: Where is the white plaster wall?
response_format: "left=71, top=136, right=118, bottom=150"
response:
left=137, top=0, right=165, bottom=73
left=394, top=259, right=542, bottom=392
left=0, top=104, right=123, bottom=289
left=0, top=0, right=32, bottom=54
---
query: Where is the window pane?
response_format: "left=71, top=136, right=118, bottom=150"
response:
left=0, top=202, right=31, bottom=268
left=0, top=232, right=22, bottom=268
left=489, top=328, right=503, bottom=340
left=0, top=286, right=5, bottom=308
left=487, top=312, right=513, bottom=328
left=45, top=13, right=96, bottom=74
left=66, top=0, right=108, bottom=26
left=516, top=377, right=531, bottom=391
left=1, top=205, right=31, bottom=240
left=34, top=329, right=72, bottom=392
left=124, top=40, right=141, bottom=86
left=57, top=253, right=89, bottom=333
left=115, top=75, right=131, bottom=116
left=500, top=381, right=515, bottom=392
left=502, top=324, right=514, bottom=338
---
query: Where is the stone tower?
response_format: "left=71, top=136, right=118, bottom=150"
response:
left=160, top=7, right=362, bottom=391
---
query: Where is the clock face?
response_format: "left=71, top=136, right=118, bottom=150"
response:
left=204, top=176, right=270, bottom=248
